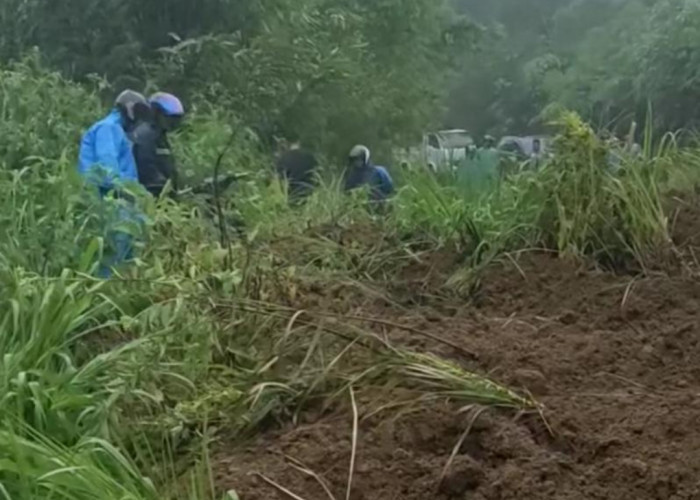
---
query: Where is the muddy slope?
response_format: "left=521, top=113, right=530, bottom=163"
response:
left=212, top=205, right=700, bottom=500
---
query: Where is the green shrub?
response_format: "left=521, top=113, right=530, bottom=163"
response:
left=0, top=54, right=102, bottom=171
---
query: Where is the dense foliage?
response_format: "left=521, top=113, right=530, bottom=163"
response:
left=0, top=0, right=475, bottom=157
left=3, top=0, right=700, bottom=142
left=449, top=0, right=700, bottom=136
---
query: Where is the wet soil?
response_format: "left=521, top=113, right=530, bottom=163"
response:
left=211, top=203, right=700, bottom=500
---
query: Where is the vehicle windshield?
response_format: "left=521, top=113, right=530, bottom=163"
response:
left=438, top=131, right=473, bottom=149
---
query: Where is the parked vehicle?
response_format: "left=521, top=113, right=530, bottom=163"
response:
left=497, top=135, right=550, bottom=159
left=424, top=129, right=475, bottom=171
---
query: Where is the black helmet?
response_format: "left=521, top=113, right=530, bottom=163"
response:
left=115, top=90, right=149, bottom=122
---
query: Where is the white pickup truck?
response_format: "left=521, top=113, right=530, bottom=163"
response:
left=424, top=129, right=474, bottom=171
left=395, top=129, right=475, bottom=171
left=498, top=135, right=550, bottom=159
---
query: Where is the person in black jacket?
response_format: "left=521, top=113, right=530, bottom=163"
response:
left=275, top=133, right=319, bottom=203
left=132, top=92, right=185, bottom=198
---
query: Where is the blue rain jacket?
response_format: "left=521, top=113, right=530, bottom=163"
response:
left=345, top=165, right=395, bottom=201
left=78, top=109, right=138, bottom=189
left=457, top=148, right=500, bottom=200
left=372, top=166, right=394, bottom=200
left=78, top=109, right=144, bottom=278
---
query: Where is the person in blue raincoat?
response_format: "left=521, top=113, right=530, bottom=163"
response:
left=344, top=145, right=394, bottom=205
left=457, top=136, right=500, bottom=201
left=78, top=90, right=150, bottom=276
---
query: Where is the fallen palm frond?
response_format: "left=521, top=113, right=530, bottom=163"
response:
left=377, top=350, right=537, bottom=410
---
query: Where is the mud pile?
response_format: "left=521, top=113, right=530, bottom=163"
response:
left=212, top=204, right=700, bottom=500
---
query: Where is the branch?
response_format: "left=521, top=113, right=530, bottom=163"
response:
left=213, top=128, right=238, bottom=270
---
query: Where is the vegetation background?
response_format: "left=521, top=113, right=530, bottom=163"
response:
left=4, top=0, right=698, bottom=160
left=0, top=0, right=699, bottom=498
left=450, top=0, right=700, bottom=137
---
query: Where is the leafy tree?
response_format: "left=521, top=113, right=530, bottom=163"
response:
left=446, top=0, right=700, bottom=136
left=635, top=0, right=700, bottom=130
left=0, top=0, right=273, bottom=81
left=447, top=0, right=577, bottom=136
left=0, top=0, right=475, bottom=159
left=0, top=53, right=102, bottom=170
left=540, top=0, right=700, bottom=133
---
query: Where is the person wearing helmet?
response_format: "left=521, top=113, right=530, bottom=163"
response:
left=344, top=145, right=394, bottom=203
left=457, top=134, right=500, bottom=199
left=131, top=92, right=185, bottom=197
left=78, top=89, right=149, bottom=191
left=78, top=90, right=150, bottom=277
left=481, top=134, right=500, bottom=178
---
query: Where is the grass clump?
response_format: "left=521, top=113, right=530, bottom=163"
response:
left=394, top=112, right=673, bottom=277
left=535, top=112, right=668, bottom=266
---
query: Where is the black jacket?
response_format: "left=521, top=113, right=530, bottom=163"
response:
left=131, top=122, right=179, bottom=197
left=276, top=148, right=318, bottom=199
